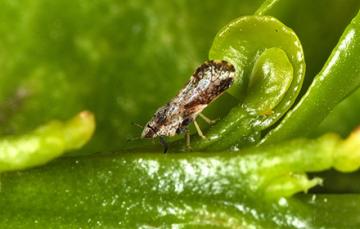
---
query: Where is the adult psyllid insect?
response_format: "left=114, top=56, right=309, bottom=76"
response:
left=141, top=60, right=236, bottom=152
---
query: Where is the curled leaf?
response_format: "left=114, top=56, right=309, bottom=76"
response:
left=191, top=15, right=305, bottom=150
left=262, top=9, right=360, bottom=144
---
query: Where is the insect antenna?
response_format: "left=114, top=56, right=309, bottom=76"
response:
left=127, top=122, right=145, bottom=142
left=131, top=122, right=144, bottom=129
left=126, top=136, right=141, bottom=142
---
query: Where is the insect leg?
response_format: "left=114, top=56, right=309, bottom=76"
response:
left=185, top=128, right=192, bottom=150
left=159, top=136, right=168, bottom=153
left=199, top=113, right=217, bottom=124
left=194, top=119, right=207, bottom=140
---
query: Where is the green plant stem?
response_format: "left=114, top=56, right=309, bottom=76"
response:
left=1, top=130, right=360, bottom=227
left=0, top=111, right=95, bottom=172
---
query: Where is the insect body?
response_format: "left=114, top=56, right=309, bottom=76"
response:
left=141, top=60, right=236, bottom=149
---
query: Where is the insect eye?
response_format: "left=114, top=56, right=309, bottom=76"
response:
left=181, top=117, right=192, bottom=126
left=176, top=128, right=182, bottom=134
left=147, top=124, right=157, bottom=133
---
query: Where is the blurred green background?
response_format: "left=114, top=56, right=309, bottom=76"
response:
left=0, top=0, right=359, bottom=154
left=0, top=0, right=264, bottom=154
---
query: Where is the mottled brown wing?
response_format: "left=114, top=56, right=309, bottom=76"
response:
left=141, top=60, right=235, bottom=138
left=182, top=60, right=235, bottom=117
